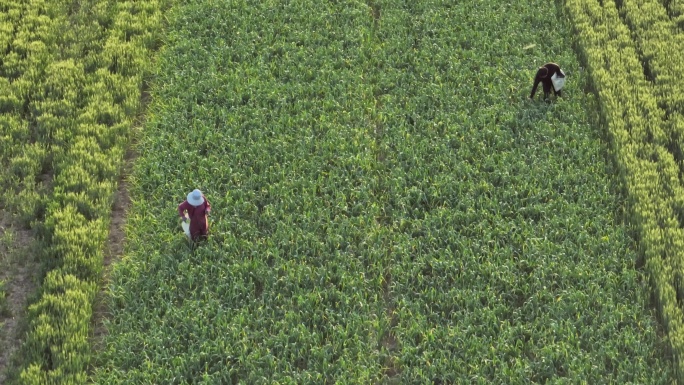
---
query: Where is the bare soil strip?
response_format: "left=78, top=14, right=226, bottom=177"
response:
left=89, top=150, right=134, bottom=355
left=380, top=270, right=400, bottom=382
left=90, top=90, right=149, bottom=357
left=0, top=214, right=41, bottom=384
left=364, top=2, right=400, bottom=381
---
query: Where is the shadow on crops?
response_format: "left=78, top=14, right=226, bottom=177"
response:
left=507, top=99, right=556, bottom=139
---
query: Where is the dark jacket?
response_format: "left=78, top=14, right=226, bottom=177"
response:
left=530, top=63, right=563, bottom=98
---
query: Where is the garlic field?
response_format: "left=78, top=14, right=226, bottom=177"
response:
left=1, top=0, right=682, bottom=383
left=90, top=0, right=673, bottom=383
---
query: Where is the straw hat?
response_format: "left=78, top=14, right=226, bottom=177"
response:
left=187, top=189, right=205, bottom=206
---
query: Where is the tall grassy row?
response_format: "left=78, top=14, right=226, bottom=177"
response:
left=0, top=0, right=168, bottom=383
left=617, top=0, right=684, bottom=374
left=0, top=0, right=59, bottom=228
left=561, top=0, right=684, bottom=379
left=92, top=0, right=673, bottom=382
left=0, top=0, right=79, bottom=381
left=617, top=0, right=684, bottom=191
left=0, top=3, right=73, bottom=377
left=660, top=0, right=684, bottom=26
left=0, top=0, right=21, bottom=67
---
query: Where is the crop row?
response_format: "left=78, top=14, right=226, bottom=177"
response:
left=562, top=0, right=684, bottom=379
left=617, top=0, right=684, bottom=173
left=0, top=0, right=167, bottom=383
left=92, top=0, right=673, bottom=382
left=661, top=0, right=684, bottom=28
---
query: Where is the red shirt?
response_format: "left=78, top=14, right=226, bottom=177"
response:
left=178, top=194, right=211, bottom=239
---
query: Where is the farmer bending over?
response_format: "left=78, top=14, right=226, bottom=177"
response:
left=178, top=188, right=211, bottom=241
left=529, top=62, right=565, bottom=100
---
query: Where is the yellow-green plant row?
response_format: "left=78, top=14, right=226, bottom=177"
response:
left=618, top=0, right=684, bottom=194
left=662, top=0, right=684, bottom=28
left=0, top=0, right=57, bottom=227
left=0, top=0, right=168, bottom=383
left=561, top=0, right=684, bottom=378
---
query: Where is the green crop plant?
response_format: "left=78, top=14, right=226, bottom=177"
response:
left=92, top=0, right=674, bottom=383
left=662, top=0, right=684, bottom=29
left=0, top=280, right=8, bottom=318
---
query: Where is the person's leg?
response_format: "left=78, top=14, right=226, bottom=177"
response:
left=542, top=82, right=551, bottom=100
left=191, top=227, right=207, bottom=245
left=191, top=230, right=200, bottom=242
left=199, top=216, right=208, bottom=237
left=192, top=217, right=209, bottom=244
left=189, top=221, right=200, bottom=241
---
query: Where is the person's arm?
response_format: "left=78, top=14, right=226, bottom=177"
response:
left=530, top=70, right=542, bottom=98
left=178, top=201, right=190, bottom=220
left=203, top=195, right=211, bottom=215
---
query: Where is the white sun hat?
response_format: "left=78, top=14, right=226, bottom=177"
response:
left=187, top=189, right=205, bottom=206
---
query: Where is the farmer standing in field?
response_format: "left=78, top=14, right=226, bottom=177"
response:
left=529, top=62, right=565, bottom=101
left=178, top=188, right=211, bottom=242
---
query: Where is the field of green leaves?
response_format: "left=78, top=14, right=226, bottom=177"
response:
left=90, top=0, right=675, bottom=383
left=3, top=0, right=684, bottom=383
